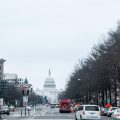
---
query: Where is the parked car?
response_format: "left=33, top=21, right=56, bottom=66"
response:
left=107, top=107, right=118, bottom=117
left=0, top=105, right=10, bottom=115
left=75, top=105, right=101, bottom=120
left=111, top=108, right=120, bottom=120
left=101, top=107, right=108, bottom=116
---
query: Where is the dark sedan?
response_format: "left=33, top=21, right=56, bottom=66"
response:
left=0, top=105, right=10, bottom=115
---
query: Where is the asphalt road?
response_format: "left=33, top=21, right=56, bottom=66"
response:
left=1, top=106, right=112, bottom=120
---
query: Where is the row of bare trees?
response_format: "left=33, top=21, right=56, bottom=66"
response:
left=64, top=23, right=120, bottom=107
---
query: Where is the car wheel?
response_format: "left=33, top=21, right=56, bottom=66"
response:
left=7, top=112, right=10, bottom=115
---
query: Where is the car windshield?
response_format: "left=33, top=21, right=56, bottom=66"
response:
left=112, top=108, right=117, bottom=110
left=85, top=106, right=99, bottom=111
left=1, top=106, right=8, bottom=109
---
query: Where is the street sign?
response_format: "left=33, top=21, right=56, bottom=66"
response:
left=0, top=98, right=3, bottom=106
left=23, top=96, right=28, bottom=106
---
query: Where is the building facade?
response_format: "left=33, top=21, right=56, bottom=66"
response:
left=17, top=77, right=25, bottom=85
left=4, top=73, right=18, bottom=85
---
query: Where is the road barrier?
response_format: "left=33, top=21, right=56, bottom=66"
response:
left=21, top=110, right=22, bottom=116
left=20, top=109, right=30, bottom=117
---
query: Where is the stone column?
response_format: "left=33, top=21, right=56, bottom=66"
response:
left=0, top=59, right=6, bottom=80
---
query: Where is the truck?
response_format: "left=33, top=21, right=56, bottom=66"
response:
left=59, top=99, right=71, bottom=113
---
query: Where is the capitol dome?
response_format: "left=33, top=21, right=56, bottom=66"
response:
left=43, top=70, right=56, bottom=88
left=43, top=69, right=58, bottom=104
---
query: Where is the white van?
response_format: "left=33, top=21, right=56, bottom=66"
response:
left=75, top=105, right=101, bottom=120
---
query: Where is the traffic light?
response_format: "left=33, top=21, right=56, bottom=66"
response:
left=22, top=89, right=29, bottom=95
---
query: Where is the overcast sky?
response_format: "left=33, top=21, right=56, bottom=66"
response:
left=0, top=0, right=120, bottom=90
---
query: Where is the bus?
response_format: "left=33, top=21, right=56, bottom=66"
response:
left=59, top=99, right=71, bottom=113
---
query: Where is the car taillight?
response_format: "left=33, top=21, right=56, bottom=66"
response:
left=83, top=111, right=85, bottom=115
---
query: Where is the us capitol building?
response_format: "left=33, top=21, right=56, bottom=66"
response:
left=35, top=70, right=58, bottom=104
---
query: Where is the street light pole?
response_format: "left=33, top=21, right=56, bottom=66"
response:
left=77, top=78, right=81, bottom=103
left=77, top=78, right=86, bottom=104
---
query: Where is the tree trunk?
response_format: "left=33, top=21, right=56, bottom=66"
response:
left=105, top=90, right=107, bottom=104
left=109, top=88, right=112, bottom=105
left=102, top=91, right=105, bottom=106
left=96, top=92, right=99, bottom=105
left=114, top=78, right=117, bottom=107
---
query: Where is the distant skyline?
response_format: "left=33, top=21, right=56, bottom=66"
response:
left=0, top=0, right=120, bottom=90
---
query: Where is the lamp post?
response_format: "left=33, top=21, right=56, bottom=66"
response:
left=77, top=78, right=81, bottom=103
left=77, top=78, right=86, bottom=104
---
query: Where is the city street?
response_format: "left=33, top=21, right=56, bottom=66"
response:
left=0, top=1, right=120, bottom=120
left=1, top=106, right=112, bottom=120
